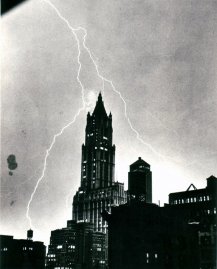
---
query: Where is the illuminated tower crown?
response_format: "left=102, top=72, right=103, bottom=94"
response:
left=81, top=92, right=115, bottom=191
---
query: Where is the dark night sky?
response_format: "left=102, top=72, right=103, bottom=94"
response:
left=1, top=0, right=217, bottom=245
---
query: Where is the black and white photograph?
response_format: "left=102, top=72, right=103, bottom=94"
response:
left=1, top=0, right=217, bottom=268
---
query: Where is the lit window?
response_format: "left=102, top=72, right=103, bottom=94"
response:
left=57, top=245, right=62, bottom=249
left=155, top=253, right=158, bottom=258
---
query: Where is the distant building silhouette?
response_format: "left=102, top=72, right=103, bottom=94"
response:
left=47, top=93, right=127, bottom=268
left=128, top=157, right=152, bottom=202
left=0, top=230, right=46, bottom=269
left=167, top=175, right=217, bottom=269
left=103, top=163, right=217, bottom=269
left=46, top=220, right=106, bottom=269
left=72, top=93, right=127, bottom=234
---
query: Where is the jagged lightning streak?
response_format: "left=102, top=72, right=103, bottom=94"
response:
left=40, top=2, right=166, bottom=161
left=80, top=27, right=167, bottom=160
left=26, top=0, right=175, bottom=227
left=26, top=107, right=85, bottom=228
left=26, top=0, right=89, bottom=228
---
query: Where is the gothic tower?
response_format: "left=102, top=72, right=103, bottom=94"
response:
left=72, top=93, right=127, bottom=233
left=81, top=92, right=115, bottom=191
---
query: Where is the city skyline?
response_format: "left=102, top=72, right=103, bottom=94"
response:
left=1, top=0, right=217, bottom=246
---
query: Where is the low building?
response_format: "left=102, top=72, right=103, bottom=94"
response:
left=0, top=230, right=46, bottom=269
left=103, top=201, right=200, bottom=269
left=103, top=172, right=217, bottom=269
left=46, top=220, right=107, bottom=269
left=168, top=175, right=217, bottom=269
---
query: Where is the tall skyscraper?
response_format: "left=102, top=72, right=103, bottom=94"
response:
left=47, top=93, right=127, bottom=269
left=72, top=93, right=127, bottom=233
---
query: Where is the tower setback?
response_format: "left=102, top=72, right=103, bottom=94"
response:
left=72, top=93, right=127, bottom=233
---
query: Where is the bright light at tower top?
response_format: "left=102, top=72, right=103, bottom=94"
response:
left=85, top=90, right=99, bottom=112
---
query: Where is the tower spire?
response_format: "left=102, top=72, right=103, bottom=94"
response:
left=93, top=92, right=107, bottom=117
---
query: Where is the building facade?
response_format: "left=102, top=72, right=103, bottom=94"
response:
left=0, top=230, right=46, bottom=269
left=128, top=157, right=152, bottom=203
left=103, top=161, right=217, bottom=269
left=167, top=175, right=217, bottom=269
left=72, top=93, right=127, bottom=233
left=46, top=220, right=106, bottom=269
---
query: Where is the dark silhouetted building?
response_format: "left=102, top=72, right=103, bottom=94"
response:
left=46, top=220, right=106, bottom=269
left=72, top=93, right=127, bottom=233
left=104, top=201, right=200, bottom=269
left=128, top=157, right=152, bottom=202
left=167, top=175, right=217, bottom=269
left=0, top=230, right=46, bottom=269
left=103, top=168, right=217, bottom=269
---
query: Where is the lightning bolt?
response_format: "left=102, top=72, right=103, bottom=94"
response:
left=26, top=0, right=89, bottom=228
left=40, top=0, right=167, bottom=160
left=26, top=0, right=175, bottom=228
left=80, top=27, right=167, bottom=160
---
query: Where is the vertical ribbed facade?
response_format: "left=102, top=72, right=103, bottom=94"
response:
left=81, top=93, right=115, bottom=191
left=72, top=93, right=127, bottom=233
